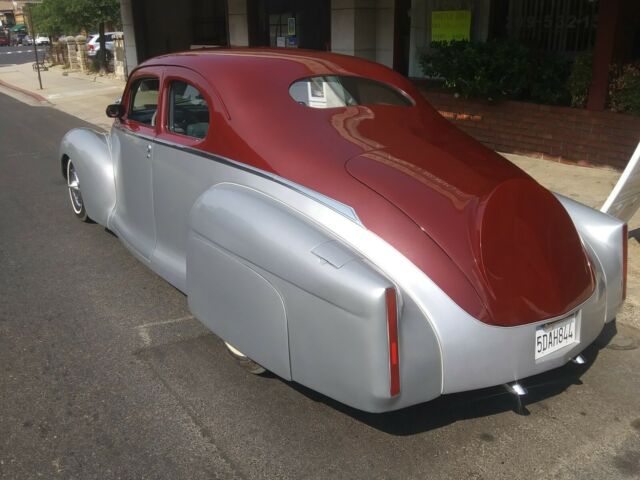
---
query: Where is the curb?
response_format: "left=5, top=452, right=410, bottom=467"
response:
left=0, top=78, right=50, bottom=104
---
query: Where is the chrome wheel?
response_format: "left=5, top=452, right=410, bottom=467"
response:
left=66, top=160, right=89, bottom=221
left=224, top=341, right=266, bottom=375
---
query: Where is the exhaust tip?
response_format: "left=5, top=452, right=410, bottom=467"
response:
left=504, top=382, right=527, bottom=396
left=571, top=354, right=586, bottom=365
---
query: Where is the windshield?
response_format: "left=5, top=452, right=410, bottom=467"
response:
left=289, top=76, right=414, bottom=109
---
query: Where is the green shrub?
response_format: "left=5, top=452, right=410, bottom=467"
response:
left=528, top=51, right=571, bottom=105
left=567, top=52, right=592, bottom=108
left=419, top=40, right=571, bottom=105
left=419, top=40, right=529, bottom=100
left=609, top=62, right=640, bottom=116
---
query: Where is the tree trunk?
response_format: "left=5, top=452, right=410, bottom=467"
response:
left=98, top=21, right=107, bottom=74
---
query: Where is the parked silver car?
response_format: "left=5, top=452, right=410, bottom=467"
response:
left=34, top=35, right=49, bottom=46
left=86, top=32, right=121, bottom=58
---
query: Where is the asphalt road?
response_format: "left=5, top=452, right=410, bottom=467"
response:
left=1, top=91, right=640, bottom=480
left=0, top=45, right=47, bottom=66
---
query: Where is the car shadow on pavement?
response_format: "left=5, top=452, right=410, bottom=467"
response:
left=285, top=321, right=620, bottom=436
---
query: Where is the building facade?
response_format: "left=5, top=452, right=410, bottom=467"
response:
left=120, top=0, right=640, bottom=110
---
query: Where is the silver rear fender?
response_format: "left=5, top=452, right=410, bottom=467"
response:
left=186, top=183, right=443, bottom=413
left=555, top=193, right=626, bottom=322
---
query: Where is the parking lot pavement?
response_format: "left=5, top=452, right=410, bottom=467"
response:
left=1, top=91, right=640, bottom=480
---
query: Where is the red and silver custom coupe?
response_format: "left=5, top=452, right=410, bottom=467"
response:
left=60, top=49, right=628, bottom=413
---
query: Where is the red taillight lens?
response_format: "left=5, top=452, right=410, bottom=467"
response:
left=385, top=288, right=400, bottom=397
left=623, top=224, right=628, bottom=300
left=88, top=44, right=94, bottom=51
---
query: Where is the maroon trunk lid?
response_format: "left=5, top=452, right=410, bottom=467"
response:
left=346, top=147, right=595, bottom=326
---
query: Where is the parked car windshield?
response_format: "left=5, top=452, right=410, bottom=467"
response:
left=289, top=76, right=413, bottom=109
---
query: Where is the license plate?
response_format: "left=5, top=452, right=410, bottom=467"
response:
left=535, top=315, right=577, bottom=360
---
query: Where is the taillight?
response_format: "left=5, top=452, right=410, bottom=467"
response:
left=623, top=224, right=628, bottom=300
left=88, top=44, right=94, bottom=51
left=385, top=287, right=400, bottom=397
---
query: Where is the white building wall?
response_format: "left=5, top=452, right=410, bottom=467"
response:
left=331, top=0, right=396, bottom=68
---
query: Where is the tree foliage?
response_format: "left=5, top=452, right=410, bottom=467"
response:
left=30, top=0, right=120, bottom=37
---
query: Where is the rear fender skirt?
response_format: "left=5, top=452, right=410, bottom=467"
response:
left=186, top=183, right=442, bottom=413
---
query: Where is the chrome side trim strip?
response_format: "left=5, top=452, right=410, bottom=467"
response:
left=112, top=125, right=363, bottom=226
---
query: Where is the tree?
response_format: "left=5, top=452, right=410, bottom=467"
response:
left=31, top=0, right=120, bottom=35
left=31, top=0, right=120, bottom=71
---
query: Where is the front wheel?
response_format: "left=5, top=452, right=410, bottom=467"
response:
left=66, top=160, right=90, bottom=222
left=224, top=341, right=266, bottom=375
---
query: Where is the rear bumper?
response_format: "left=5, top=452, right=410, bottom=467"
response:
left=435, top=283, right=606, bottom=395
left=418, top=241, right=609, bottom=395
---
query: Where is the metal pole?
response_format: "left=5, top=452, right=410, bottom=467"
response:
left=32, top=38, right=43, bottom=90
left=26, top=5, right=42, bottom=90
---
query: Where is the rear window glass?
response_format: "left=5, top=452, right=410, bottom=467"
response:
left=289, top=76, right=413, bottom=109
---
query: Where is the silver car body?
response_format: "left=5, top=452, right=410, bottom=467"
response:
left=59, top=66, right=627, bottom=413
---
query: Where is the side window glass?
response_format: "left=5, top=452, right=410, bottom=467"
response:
left=169, top=80, right=210, bottom=139
left=128, top=77, right=159, bottom=126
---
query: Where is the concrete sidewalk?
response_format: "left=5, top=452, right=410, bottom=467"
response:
left=1, top=60, right=638, bottom=330
left=0, top=61, right=124, bottom=130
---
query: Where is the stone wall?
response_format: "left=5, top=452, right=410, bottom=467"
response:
left=75, top=35, right=88, bottom=71
left=66, top=36, right=79, bottom=70
left=50, top=36, right=118, bottom=74
left=113, top=32, right=126, bottom=79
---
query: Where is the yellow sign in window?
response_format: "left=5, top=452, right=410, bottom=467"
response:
left=431, top=10, right=471, bottom=42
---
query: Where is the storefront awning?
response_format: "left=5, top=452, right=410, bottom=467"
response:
left=10, top=24, right=26, bottom=32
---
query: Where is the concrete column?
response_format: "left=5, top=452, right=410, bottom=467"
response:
left=408, top=0, right=426, bottom=77
left=120, top=0, right=137, bottom=75
left=58, top=37, right=69, bottom=68
left=113, top=32, right=126, bottom=80
left=375, top=0, right=395, bottom=67
left=228, top=0, right=249, bottom=47
left=331, top=0, right=395, bottom=67
left=52, top=41, right=62, bottom=65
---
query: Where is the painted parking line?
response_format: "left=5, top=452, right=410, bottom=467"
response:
left=135, top=315, right=196, bottom=347
left=0, top=49, right=46, bottom=55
